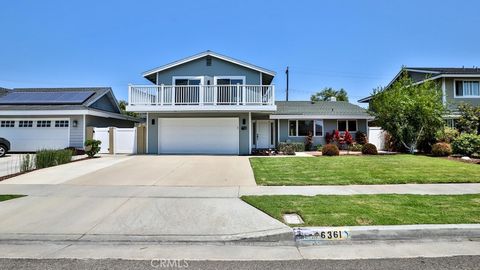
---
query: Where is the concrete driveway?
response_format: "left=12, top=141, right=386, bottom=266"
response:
left=66, top=155, right=256, bottom=186
left=2, top=155, right=256, bottom=186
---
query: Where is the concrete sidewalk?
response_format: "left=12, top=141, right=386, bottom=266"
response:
left=1, top=183, right=479, bottom=198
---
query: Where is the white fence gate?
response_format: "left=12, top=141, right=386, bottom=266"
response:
left=93, top=127, right=137, bottom=154
left=368, top=127, right=386, bottom=151
left=114, top=128, right=137, bottom=154
left=93, top=128, right=110, bottom=154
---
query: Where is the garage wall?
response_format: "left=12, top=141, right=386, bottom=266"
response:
left=0, top=115, right=84, bottom=149
left=146, top=113, right=251, bottom=155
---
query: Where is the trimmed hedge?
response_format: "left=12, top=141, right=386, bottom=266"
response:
left=322, top=144, right=340, bottom=156
left=361, top=143, right=378, bottom=155
left=431, top=142, right=452, bottom=157
left=278, top=142, right=305, bottom=153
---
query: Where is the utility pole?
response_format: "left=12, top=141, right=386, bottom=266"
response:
left=285, top=66, right=289, bottom=101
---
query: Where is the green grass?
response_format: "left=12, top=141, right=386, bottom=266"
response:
left=0, top=195, right=25, bottom=202
left=250, top=155, right=480, bottom=185
left=242, top=194, right=480, bottom=226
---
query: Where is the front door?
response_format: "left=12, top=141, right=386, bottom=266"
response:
left=256, top=120, right=273, bottom=149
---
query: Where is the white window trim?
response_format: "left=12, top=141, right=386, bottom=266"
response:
left=337, top=119, right=358, bottom=133
left=213, top=76, right=246, bottom=85
left=288, top=119, right=324, bottom=137
left=172, top=76, right=205, bottom=85
left=453, top=79, right=480, bottom=98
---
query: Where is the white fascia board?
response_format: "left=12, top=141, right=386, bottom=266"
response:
left=125, top=105, right=277, bottom=113
left=142, top=51, right=276, bottom=77
left=270, top=114, right=375, bottom=120
left=0, top=109, right=131, bottom=120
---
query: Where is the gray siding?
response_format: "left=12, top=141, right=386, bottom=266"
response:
left=156, top=56, right=261, bottom=85
left=279, top=118, right=368, bottom=147
left=444, top=77, right=480, bottom=111
left=147, top=113, right=251, bottom=155
left=89, top=94, right=119, bottom=113
left=70, top=115, right=84, bottom=148
left=85, top=115, right=135, bottom=128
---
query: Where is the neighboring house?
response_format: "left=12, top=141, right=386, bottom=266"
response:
left=126, top=51, right=372, bottom=155
left=358, top=67, right=480, bottom=127
left=0, top=87, right=138, bottom=152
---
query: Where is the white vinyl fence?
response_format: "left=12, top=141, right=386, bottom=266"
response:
left=93, top=127, right=137, bottom=154
left=368, top=127, right=386, bottom=151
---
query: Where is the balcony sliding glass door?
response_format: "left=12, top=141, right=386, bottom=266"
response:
left=174, top=78, right=201, bottom=105
left=215, top=78, right=244, bottom=105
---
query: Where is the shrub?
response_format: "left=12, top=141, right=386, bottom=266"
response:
left=451, top=133, right=480, bottom=156
left=283, top=144, right=296, bottom=155
left=321, top=144, right=339, bottom=156
left=361, top=143, right=378, bottom=155
left=85, top=139, right=102, bottom=158
left=344, top=131, right=353, bottom=146
left=35, top=149, right=72, bottom=169
left=435, top=127, right=459, bottom=143
left=278, top=142, right=305, bottom=153
left=431, top=142, right=452, bottom=157
left=316, top=144, right=323, bottom=151
left=349, top=143, right=363, bottom=152
left=355, top=131, right=367, bottom=145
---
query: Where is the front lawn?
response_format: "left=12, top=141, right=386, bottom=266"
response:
left=250, top=155, right=480, bottom=185
left=0, top=195, right=25, bottom=202
left=242, top=194, right=480, bottom=226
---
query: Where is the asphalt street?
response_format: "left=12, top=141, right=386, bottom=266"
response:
left=0, top=256, right=479, bottom=270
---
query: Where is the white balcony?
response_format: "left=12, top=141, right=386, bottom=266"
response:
left=127, top=84, right=276, bottom=112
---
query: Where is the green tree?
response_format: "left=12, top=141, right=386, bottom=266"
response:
left=456, top=103, right=480, bottom=134
left=369, top=71, right=445, bottom=153
left=310, top=87, right=349, bottom=102
left=118, top=100, right=139, bottom=118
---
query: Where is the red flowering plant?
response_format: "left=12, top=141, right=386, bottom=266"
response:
left=344, top=130, right=353, bottom=152
left=325, top=132, right=333, bottom=144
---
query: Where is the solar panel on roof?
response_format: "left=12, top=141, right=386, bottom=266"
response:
left=0, top=91, right=95, bottom=105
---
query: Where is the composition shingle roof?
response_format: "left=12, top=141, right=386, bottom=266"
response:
left=0, top=87, right=111, bottom=110
left=406, top=67, right=480, bottom=74
left=274, top=101, right=370, bottom=117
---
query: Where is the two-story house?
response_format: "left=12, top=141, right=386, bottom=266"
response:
left=358, top=67, right=480, bottom=127
left=127, top=51, right=372, bottom=155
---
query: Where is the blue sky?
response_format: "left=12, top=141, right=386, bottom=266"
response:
left=1, top=0, right=479, bottom=105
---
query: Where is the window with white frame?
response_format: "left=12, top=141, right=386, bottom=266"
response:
left=55, top=120, right=69, bottom=127
left=337, top=120, right=357, bottom=132
left=455, top=81, right=480, bottom=97
left=288, top=120, right=324, bottom=137
left=19, top=120, right=33, bottom=127
left=36, top=120, right=51, bottom=127
left=0, top=120, right=15, bottom=127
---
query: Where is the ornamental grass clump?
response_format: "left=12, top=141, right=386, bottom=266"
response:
left=35, top=149, right=72, bottom=169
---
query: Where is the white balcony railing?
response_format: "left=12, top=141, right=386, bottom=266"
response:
left=128, top=84, right=275, bottom=108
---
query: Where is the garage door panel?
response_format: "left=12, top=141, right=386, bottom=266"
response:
left=0, top=119, right=70, bottom=152
left=158, top=118, right=239, bottom=155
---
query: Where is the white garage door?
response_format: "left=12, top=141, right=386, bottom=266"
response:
left=0, top=119, right=70, bottom=152
left=158, top=118, right=239, bottom=154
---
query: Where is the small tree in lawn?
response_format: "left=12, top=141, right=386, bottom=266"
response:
left=369, top=71, right=445, bottom=154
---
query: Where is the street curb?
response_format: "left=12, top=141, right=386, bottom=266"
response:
left=294, top=224, right=480, bottom=244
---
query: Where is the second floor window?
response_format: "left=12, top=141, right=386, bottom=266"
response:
left=455, top=81, right=480, bottom=97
